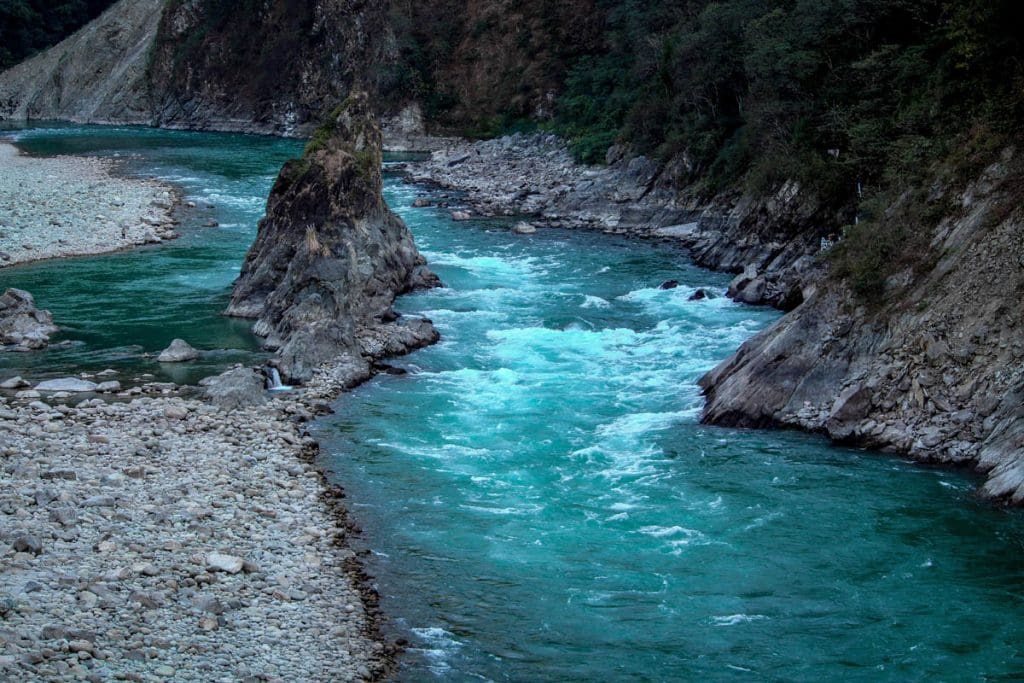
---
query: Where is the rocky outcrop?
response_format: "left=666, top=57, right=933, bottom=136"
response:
left=0, top=0, right=391, bottom=137
left=0, top=0, right=160, bottom=125
left=0, top=289, right=59, bottom=351
left=203, top=367, right=268, bottom=410
left=226, top=91, right=439, bottom=383
left=145, top=0, right=391, bottom=136
left=700, top=148, right=1024, bottom=503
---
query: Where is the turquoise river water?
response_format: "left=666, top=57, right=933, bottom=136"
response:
left=3, top=126, right=1024, bottom=682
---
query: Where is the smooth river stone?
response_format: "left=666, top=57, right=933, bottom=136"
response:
left=35, top=378, right=97, bottom=392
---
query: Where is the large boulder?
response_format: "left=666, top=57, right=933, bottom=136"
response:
left=203, top=367, right=267, bottom=411
left=225, top=91, right=439, bottom=383
left=157, top=339, right=201, bottom=362
left=0, top=289, right=59, bottom=351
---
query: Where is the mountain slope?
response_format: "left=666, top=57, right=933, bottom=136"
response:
left=0, top=0, right=161, bottom=124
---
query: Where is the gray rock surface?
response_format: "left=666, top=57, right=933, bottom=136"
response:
left=157, top=339, right=201, bottom=363
left=0, top=0, right=161, bottom=125
left=700, top=150, right=1024, bottom=503
left=203, top=367, right=268, bottom=411
left=0, top=289, right=59, bottom=351
left=35, top=378, right=98, bottom=393
left=226, top=91, right=440, bottom=383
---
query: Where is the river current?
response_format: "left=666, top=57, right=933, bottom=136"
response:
left=3, top=126, right=1024, bottom=682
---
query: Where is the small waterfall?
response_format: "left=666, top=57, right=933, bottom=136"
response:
left=264, top=366, right=291, bottom=391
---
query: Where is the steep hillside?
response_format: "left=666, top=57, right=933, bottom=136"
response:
left=382, top=0, right=601, bottom=134
left=146, top=0, right=389, bottom=135
left=0, top=0, right=119, bottom=70
left=0, top=0, right=161, bottom=124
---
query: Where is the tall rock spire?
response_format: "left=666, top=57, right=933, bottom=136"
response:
left=227, top=90, right=439, bottom=383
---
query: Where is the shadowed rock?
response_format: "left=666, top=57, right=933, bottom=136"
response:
left=226, top=91, right=439, bottom=383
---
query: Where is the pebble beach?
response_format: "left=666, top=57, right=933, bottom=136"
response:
left=0, top=142, right=178, bottom=267
left=0, top=140, right=391, bottom=681
left=0, top=388, right=389, bottom=682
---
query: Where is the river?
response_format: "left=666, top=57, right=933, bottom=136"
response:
left=3, top=125, right=1024, bottom=682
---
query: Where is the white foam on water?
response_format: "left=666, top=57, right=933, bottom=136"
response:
left=711, top=614, right=769, bottom=626
left=638, top=525, right=699, bottom=539
left=743, top=511, right=784, bottom=532
left=375, top=442, right=491, bottom=460
left=460, top=503, right=545, bottom=516
left=423, top=251, right=542, bottom=279
left=596, top=411, right=690, bottom=439
left=580, top=294, right=611, bottom=309
left=409, top=626, right=463, bottom=675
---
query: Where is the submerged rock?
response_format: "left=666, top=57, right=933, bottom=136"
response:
left=157, top=338, right=201, bottom=362
left=36, top=377, right=98, bottom=393
left=225, top=91, right=439, bottom=383
left=688, top=288, right=711, bottom=301
left=0, top=288, right=58, bottom=351
left=0, top=376, right=30, bottom=389
left=512, top=221, right=537, bottom=234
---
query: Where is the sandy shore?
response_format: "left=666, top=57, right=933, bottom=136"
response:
left=0, top=142, right=178, bottom=268
left=0, top=385, right=388, bottom=681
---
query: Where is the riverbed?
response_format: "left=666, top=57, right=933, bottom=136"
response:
left=3, top=125, right=1024, bottom=682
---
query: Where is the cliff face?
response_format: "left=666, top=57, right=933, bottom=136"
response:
left=0, top=0, right=601, bottom=136
left=0, top=0, right=391, bottom=136
left=383, top=0, right=600, bottom=131
left=226, top=91, right=439, bottom=383
left=146, top=0, right=389, bottom=136
left=700, top=148, right=1024, bottom=502
left=0, top=0, right=161, bottom=124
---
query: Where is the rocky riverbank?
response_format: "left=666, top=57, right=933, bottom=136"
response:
left=0, top=375, right=391, bottom=682
left=0, top=143, right=178, bottom=267
left=400, top=133, right=827, bottom=309
left=700, top=149, right=1024, bottom=503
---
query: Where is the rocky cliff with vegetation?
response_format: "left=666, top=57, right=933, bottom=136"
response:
left=225, top=91, right=439, bottom=383
left=701, top=147, right=1024, bottom=502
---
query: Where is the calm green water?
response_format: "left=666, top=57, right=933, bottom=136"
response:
left=3, top=126, right=1024, bottom=681
left=0, top=124, right=301, bottom=384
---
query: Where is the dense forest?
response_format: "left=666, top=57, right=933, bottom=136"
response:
left=391, top=0, right=1024, bottom=298
left=0, top=0, right=118, bottom=69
